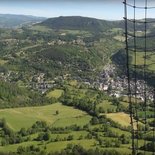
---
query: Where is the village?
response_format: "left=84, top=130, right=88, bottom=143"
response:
left=0, top=62, right=154, bottom=102
left=98, top=64, right=154, bottom=102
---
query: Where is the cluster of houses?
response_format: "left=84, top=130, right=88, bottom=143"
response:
left=0, top=71, right=17, bottom=82
left=30, top=73, right=55, bottom=94
left=47, top=36, right=89, bottom=46
left=30, top=73, right=71, bottom=94
left=0, top=61, right=154, bottom=101
left=98, top=64, right=154, bottom=102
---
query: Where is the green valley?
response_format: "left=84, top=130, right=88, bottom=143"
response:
left=0, top=15, right=154, bottom=155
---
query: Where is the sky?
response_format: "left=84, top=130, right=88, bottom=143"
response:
left=0, top=0, right=155, bottom=20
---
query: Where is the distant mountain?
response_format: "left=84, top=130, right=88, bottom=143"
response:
left=40, top=16, right=153, bottom=32
left=39, top=16, right=122, bottom=32
left=0, top=14, right=46, bottom=28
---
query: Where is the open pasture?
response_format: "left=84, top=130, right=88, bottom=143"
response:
left=0, top=103, right=91, bottom=131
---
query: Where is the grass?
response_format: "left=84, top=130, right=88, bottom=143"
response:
left=60, top=29, right=92, bottom=36
left=46, top=139, right=96, bottom=152
left=0, top=103, right=91, bottom=131
left=113, top=36, right=125, bottom=42
left=97, top=100, right=117, bottom=113
left=0, top=139, right=96, bottom=153
left=49, top=131, right=89, bottom=140
left=53, top=115, right=91, bottom=127
left=100, top=147, right=131, bottom=155
left=120, top=101, right=129, bottom=108
left=29, top=131, right=89, bottom=141
left=138, top=111, right=155, bottom=118
left=122, top=96, right=141, bottom=104
left=21, top=44, right=41, bottom=51
left=0, top=59, right=8, bottom=65
left=106, top=112, right=133, bottom=128
left=131, top=51, right=155, bottom=71
left=46, top=89, right=64, bottom=99
left=110, top=28, right=123, bottom=33
left=0, top=141, right=40, bottom=153
left=31, top=25, right=52, bottom=32
left=63, top=84, right=98, bottom=101
left=106, top=112, right=144, bottom=130
left=110, top=127, right=131, bottom=136
left=97, top=100, right=129, bottom=113
left=69, top=80, right=78, bottom=86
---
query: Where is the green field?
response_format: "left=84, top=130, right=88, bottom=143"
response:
left=138, top=111, right=155, bottom=118
left=131, top=51, right=155, bottom=71
left=0, top=139, right=97, bottom=153
left=0, top=141, right=40, bottom=153
left=52, top=115, right=91, bottom=127
left=30, top=25, right=52, bottom=32
left=0, top=103, right=91, bottom=131
left=106, top=112, right=132, bottom=128
left=46, top=89, right=64, bottom=99
left=46, top=139, right=96, bottom=153
left=97, top=100, right=117, bottom=113
left=110, top=127, right=130, bottom=136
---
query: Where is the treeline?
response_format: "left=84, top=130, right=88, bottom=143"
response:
left=0, top=117, right=131, bottom=155
left=7, top=43, right=101, bottom=80
left=60, top=86, right=127, bottom=116
left=0, top=144, right=128, bottom=155
left=0, top=81, right=53, bottom=108
left=112, top=47, right=155, bottom=87
left=0, top=119, right=86, bottom=146
left=60, top=87, right=107, bottom=116
left=0, top=117, right=154, bottom=154
left=0, top=119, right=50, bottom=146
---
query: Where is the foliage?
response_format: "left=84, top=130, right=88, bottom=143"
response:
left=0, top=80, right=52, bottom=108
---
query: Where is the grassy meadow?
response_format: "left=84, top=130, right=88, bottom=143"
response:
left=106, top=112, right=132, bottom=128
left=97, top=100, right=117, bottom=113
left=0, top=103, right=91, bottom=131
left=131, top=51, right=155, bottom=71
left=46, top=89, right=64, bottom=99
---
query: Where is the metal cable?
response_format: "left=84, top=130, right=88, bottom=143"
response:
left=123, top=0, right=155, bottom=154
left=143, top=1, right=148, bottom=154
left=128, top=46, right=155, bottom=52
left=125, top=32, right=155, bottom=39
left=124, top=1, right=135, bottom=154
left=125, top=18, right=155, bottom=24
left=133, top=0, right=139, bottom=153
left=153, top=88, right=155, bottom=155
left=123, top=1, right=155, bottom=9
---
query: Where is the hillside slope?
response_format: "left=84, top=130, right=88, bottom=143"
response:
left=0, top=14, right=46, bottom=28
left=39, top=16, right=122, bottom=32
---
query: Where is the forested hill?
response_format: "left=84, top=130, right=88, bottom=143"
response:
left=0, top=14, right=46, bottom=28
left=39, top=16, right=124, bottom=32
left=39, top=16, right=151, bottom=32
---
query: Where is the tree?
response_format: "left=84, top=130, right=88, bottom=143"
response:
left=17, top=146, right=26, bottom=154
left=1, top=139, right=8, bottom=146
left=67, top=135, right=74, bottom=141
left=43, top=132, right=50, bottom=141
left=19, top=127, right=27, bottom=136
left=37, top=133, right=44, bottom=141
left=90, top=117, right=99, bottom=125
left=56, top=110, right=59, bottom=115
left=98, top=107, right=105, bottom=113
left=119, top=134, right=129, bottom=144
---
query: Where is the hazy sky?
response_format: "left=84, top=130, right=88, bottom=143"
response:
left=0, top=0, right=155, bottom=20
